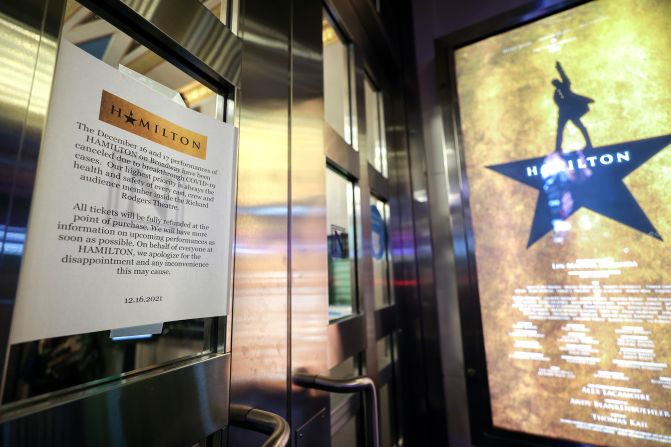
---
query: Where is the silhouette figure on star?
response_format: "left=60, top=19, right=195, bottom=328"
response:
left=552, top=61, right=594, bottom=153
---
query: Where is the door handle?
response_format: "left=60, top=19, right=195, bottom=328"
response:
left=229, top=405, right=290, bottom=447
left=293, top=374, right=380, bottom=447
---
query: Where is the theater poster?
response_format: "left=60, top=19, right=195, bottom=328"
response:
left=452, top=0, right=671, bottom=445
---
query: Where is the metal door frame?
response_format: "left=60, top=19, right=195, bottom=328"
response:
left=318, top=1, right=410, bottom=445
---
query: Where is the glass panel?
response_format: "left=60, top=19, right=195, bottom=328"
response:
left=364, top=77, right=382, bottom=172
left=364, top=78, right=387, bottom=177
left=322, top=11, right=352, bottom=145
left=62, top=1, right=219, bottom=118
left=378, top=93, right=387, bottom=177
left=3, top=318, right=212, bottom=403
left=376, top=334, right=392, bottom=371
left=62, top=0, right=221, bottom=117
left=1, top=0, right=226, bottom=405
left=370, top=196, right=392, bottom=307
left=326, top=168, right=357, bottom=321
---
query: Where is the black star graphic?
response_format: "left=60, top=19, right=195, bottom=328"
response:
left=124, top=110, right=137, bottom=125
left=488, top=134, right=671, bottom=247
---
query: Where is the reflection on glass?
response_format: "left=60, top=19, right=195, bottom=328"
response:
left=541, top=150, right=592, bottom=245
left=323, top=11, right=354, bottom=146
left=63, top=0, right=219, bottom=117
left=364, top=77, right=386, bottom=176
left=1, top=0, right=223, bottom=405
left=370, top=196, right=393, bottom=307
left=327, top=168, right=357, bottom=321
left=2, top=318, right=208, bottom=403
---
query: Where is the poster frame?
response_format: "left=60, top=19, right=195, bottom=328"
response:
left=433, top=1, right=606, bottom=446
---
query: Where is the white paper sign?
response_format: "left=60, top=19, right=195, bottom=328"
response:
left=10, top=41, right=237, bottom=344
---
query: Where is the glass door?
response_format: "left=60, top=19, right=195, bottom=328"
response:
left=0, top=1, right=240, bottom=445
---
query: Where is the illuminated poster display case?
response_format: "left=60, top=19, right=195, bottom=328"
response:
left=437, top=1, right=671, bottom=446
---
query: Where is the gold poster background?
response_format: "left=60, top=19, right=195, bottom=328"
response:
left=455, top=1, right=671, bottom=446
left=99, top=90, right=208, bottom=159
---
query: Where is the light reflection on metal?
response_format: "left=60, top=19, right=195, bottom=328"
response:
left=0, top=16, right=56, bottom=118
left=111, top=334, right=153, bottom=341
left=237, top=205, right=317, bottom=216
left=412, top=189, right=428, bottom=203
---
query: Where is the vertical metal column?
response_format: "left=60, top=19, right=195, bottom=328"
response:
left=229, top=0, right=291, bottom=445
left=289, top=0, right=331, bottom=444
left=352, top=48, right=380, bottom=385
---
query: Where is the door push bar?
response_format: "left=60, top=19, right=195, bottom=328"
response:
left=293, top=374, right=380, bottom=447
left=229, top=405, right=291, bottom=447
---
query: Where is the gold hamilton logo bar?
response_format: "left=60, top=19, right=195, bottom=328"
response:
left=99, top=90, right=207, bottom=160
